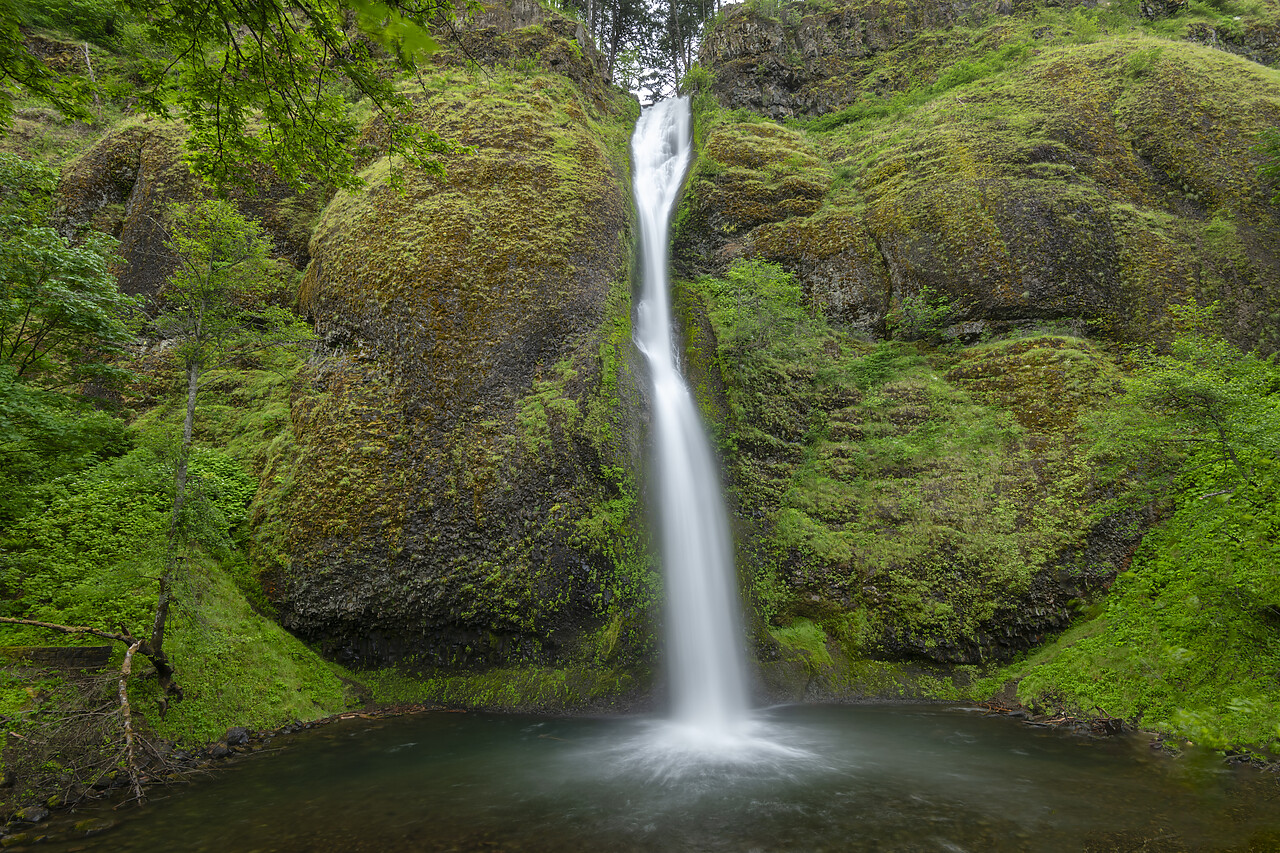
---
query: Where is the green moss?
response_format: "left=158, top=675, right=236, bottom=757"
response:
left=143, top=552, right=352, bottom=742
left=360, top=662, right=641, bottom=711
left=988, top=458, right=1280, bottom=752
left=770, top=617, right=833, bottom=668
left=682, top=259, right=1124, bottom=663
left=0, top=442, right=351, bottom=746
left=690, top=13, right=1280, bottom=347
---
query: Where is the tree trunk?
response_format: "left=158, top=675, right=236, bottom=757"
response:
left=669, top=0, right=683, bottom=89
left=149, top=361, right=199, bottom=713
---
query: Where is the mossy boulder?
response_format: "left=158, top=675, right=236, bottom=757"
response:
left=53, top=119, right=324, bottom=301
left=683, top=32, right=1280, bottom=349
left=681, top=262, right=1141, bottom=666
left=698, top=0, right=1280, bottom=118
left=448, top=0, right=615, bottom=102
left=53, top=120, right=197, bottom=300
left=271, top=58, right=649, bottom=673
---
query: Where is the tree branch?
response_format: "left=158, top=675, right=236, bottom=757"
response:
left=0, top=616, right=135, bottom=646
left=118, top=640, right=146, bottom=802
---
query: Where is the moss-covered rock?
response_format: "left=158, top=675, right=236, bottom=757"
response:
left=448, top=0, right=616, bottom=105
left=698, top=0, right=1280, bottom=118
left=272, top=48, right=651, bottom=676
left=698, top=0, right=1008, bottom=118
left=53, top=119, right=325, bottom=301
left=683, top=29, right=1280, bottom=349
left=678, top=255, right=1147, bottom=675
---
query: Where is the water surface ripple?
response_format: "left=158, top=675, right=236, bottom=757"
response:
left=40, top=705, right=1280, bottom=852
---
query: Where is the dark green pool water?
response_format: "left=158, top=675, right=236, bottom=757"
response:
left=34, top=705, right=1280, bottom=852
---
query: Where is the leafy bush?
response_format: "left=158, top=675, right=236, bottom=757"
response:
left=187, top=447, right=258, bottom=538
left=0, top=444, right=259, bottom=638
left=680, top=64, right=715, bottom=95
left=1086, top=302, right=1280, bottom=502
left=0, top=154, right=140, bottom=390
left=0, top=449, right=169, bottom=638
left=1009, top=306, right=1280, bottom=750
left=884, top=284, right=957, bottom=343
left=1014, top=457, right=1280, bottom=750
left=0, top=367, right=130, bottom=525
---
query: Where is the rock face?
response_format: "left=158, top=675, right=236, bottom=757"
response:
left=264, top=29, right=647, bottom=670
left=683, top=28, right=1280, bottom=351
left=698, top=0, right=1009, bottom=118
left=54, top=121, right=322, bottom=302
left=456, top=0, right=616, bottom=94
left=54, top=122, right=196, bottom=300
left=699, top=0, right=1280, bottom=119
left=675, top=0, right=1280, bottom=673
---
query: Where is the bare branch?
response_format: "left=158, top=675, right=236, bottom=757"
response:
left=0, top=616, right=135, bottom=646
left=118, top=640, right=147, bottom=803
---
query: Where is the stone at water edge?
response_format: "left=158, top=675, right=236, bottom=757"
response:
left=73, top=818, right=116, bottom=836
left=12, top=806, right=48, bottom=824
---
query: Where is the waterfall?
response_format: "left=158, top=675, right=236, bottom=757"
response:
left=631, top=97, right=750, bottom=736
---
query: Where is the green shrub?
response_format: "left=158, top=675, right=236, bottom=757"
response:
left=884, top=284, right=957, bottom=343
left=16, top=0, right=122, bottom=44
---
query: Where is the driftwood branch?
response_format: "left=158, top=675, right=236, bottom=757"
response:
left=0, top=617, right=173, bottom=803
left=118, top=640, right=146, bottom=802
left=0, top=615, right=180, bottom=711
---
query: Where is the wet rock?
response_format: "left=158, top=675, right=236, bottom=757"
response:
left=272, top=24, right=644, bottom=674
left=685, top=33, right=1280, bottom=352
left=225, top=726, right=250, bottom=746
left=73, top=818, right=116, bottom=836
left=698, top=0, right=1010, bottom=118
left=1139, top=0, right=1185, bottom=18
left=208, top=742, right=231, bottom=759
left=54, top=121, right=325, bottom=305
left=12, top=806, right=48, bottom=824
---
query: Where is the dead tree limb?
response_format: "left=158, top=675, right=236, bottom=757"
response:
left=0, top=614, right=180, bottom=803
left=0, top=616, right=133, bottom=645
left=118, top=640, right=145, bottom=803
left=0, top=616, right=180, bottom=711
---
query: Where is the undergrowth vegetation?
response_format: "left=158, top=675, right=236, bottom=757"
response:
left=1, top=344, right=351, bottom=757
left=681, top=260, right=1119, bottom=665
left=989, top=309, right=1280, bottom=751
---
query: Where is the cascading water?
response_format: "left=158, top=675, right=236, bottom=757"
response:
left=631, top=97, right=750, bottom=740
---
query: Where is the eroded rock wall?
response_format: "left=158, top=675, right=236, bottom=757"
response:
left=54, top=120, right=323, bottom=301
left=675, top=0, right=1280, bottom=679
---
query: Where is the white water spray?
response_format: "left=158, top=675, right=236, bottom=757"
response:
left=631, top=97, right=751, bottom=739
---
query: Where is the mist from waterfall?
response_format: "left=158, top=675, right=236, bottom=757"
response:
left=631, top=97, right=751, bottom=742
